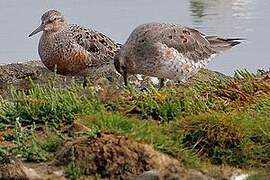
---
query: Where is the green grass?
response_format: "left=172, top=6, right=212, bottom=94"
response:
left=0, top=70, right=269, bottom=172
left=0, top=83, right=101, bottom=125
left=178, top=106, right=270, bottom=166
left=3, top=120, right=64, bottom=162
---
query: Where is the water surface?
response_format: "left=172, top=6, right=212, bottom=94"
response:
left=0, top=0, right=269, bottom=74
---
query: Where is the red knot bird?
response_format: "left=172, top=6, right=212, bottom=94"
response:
left=29, top=10, right=120, bottom=83
left=114, top=23, right=242, bottom=87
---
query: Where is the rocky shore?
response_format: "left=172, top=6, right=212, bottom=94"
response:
left=0, top=60, right=228, bottom=93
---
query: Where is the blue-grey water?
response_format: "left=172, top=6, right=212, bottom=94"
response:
left=0, top=0, right=269, bottom=75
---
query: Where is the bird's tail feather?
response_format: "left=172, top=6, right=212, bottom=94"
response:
left=206, top=36, right=244, bottom=52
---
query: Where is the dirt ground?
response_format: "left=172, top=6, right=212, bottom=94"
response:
left=0, top=132, right=212, bottom=180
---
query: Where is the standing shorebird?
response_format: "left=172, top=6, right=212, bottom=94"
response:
left=114, top=23, right=242, bottom=87
left=29, top=10, right=120, bottom=83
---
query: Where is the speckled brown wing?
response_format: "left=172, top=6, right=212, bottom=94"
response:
left=162, top=25, right=242, bottom=55
left=127, top=23, right=217, bottom=63
left=69, top=24, right=120, bottom=67
left=154, top=24, right=217, bottom=63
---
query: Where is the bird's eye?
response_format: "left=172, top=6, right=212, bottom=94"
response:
left=48, top=18, right=57, bottom=23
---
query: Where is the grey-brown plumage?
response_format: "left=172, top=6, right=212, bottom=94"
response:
left=29, top=10, right=120, bottom=77
left=114, top=23, right=242, bottom=86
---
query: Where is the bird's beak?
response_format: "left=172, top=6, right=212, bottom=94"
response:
left=29, top=24, right=44, bottom=37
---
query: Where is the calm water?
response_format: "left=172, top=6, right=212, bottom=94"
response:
left=0, top=0, right=269, bottom=74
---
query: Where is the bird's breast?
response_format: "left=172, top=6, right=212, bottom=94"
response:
left=38, top=36, right=89, bottom=76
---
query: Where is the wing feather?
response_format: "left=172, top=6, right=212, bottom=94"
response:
left=69, top=24, right=120, bottom=66
left=128, top=23, right=219, bottom=62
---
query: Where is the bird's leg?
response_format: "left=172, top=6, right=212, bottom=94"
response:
left=123, top=74, right=128, bottom=86
left=159, top=78, right=165, bottom=89
left=83, top=76, right=89, bottom=87
left=122, top=69, right=129, bottom=86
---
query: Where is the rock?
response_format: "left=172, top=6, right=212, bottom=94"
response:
left=23, top=167, right=42, bottom=180
left=0, top=63, right=37, bottom=86
left=136, top=169, right=212, bottom=180
left=185, top=170, right=210, bottom=180
left=0, top=156, right=28, bottom=180
left=0, top=155, right=67, bottom=180
left=136, top=170, right=161, bottom=180
left=0, top=60, right=229, bottom=97
left=65, top=121, right=93, bottom=137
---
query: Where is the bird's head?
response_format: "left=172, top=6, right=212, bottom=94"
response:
left=29, top=10, right=67, bottom=37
